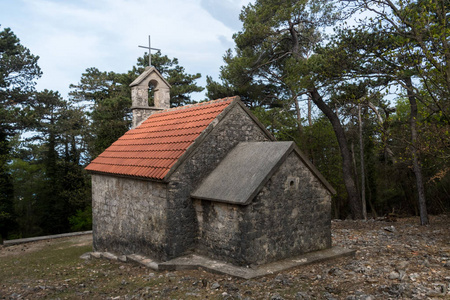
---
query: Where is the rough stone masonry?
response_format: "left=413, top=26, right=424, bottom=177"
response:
left=86, top=66, right=342, bottom=270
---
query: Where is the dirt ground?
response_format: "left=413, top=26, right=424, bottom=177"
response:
left=0, top=215, right=449, bottom=299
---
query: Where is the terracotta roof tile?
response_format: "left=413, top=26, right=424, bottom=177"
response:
left=85, top=97, right=236, bottom=180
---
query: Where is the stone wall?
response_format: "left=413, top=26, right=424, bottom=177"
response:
left=131, top=107, right=153, bottom=129
left=92, top=174, right=169, bottom=260
left=165, top=104, right=270, bottom=259
left=194, top=151, right=332, bottom=266
left=193, top=200, right=246, bottom=263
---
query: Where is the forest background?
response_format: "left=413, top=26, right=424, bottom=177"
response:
left=1, top=0, right=449, bottom=240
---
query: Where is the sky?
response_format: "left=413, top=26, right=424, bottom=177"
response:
left=1, top=0, right=252, bottom=101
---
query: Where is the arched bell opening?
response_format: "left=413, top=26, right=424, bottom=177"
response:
left=148, top=79, right=159, bottom=107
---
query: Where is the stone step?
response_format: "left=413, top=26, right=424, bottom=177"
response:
left=80, top=247, right=355, bottom=279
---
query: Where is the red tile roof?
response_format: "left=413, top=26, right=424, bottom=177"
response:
left=85, top=97, right=236, bottom=180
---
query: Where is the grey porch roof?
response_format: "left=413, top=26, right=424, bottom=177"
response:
left=191, top=141, right=336, bottom=205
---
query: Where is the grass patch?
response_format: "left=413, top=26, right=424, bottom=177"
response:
left=0, top=240, right=92, bottom=283
left=0, top=237, right=183, bottom=299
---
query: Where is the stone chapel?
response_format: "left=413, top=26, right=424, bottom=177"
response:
left=85, top=66, right=337, bottom=267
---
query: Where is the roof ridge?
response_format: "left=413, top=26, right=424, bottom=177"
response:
left=133, top=114, right=218, bottom=129
left=90, top=162, right=169, bottom=169
left=152, top=96, right=238, bottom=115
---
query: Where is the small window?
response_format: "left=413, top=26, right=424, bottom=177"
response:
left=284, top=176, right=300, bottom=191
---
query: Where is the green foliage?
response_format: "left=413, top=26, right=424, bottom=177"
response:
left=302, top=117, right=348, bottom=218
left=205, top=75, right=236, bottom=101
left=252, top=106, right=301, bottom=141
left=0, top=26, right=41, bottom=117
left=211, top=0, right=369, bottom=218
left=209, top=0, right=450, bottom=219
left=0, top=26, right=41, bottom=239
left=6, top=89, right=92, bottom=237
left=0, top=128, right=15, bottom=240
left=207, top=0, right=340, bottom=108
left=69, top=206, right=92, bottom=232
left=9, top=157, right=45, bottom=238
left=70, top=68, right=132, bottom=159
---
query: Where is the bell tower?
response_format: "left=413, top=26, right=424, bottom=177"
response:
left=129, top=66, right=171, bottom=128
left=130, top=35, right=171, bottom=128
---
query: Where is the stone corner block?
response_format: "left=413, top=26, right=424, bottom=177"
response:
left=101, top=252, right=118, bottom=261
left=91, top=252, right=102, bottom=259
left=80, top=252, right=92, bottom=260
left=127, top=254, right=159, bottom=270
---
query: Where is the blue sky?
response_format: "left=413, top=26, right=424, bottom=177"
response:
left=1, top=0, right=251, bottom=100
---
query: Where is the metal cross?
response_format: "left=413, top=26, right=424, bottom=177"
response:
left=138, top=35, right=161, bottom=67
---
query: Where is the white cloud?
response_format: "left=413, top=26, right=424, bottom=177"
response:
left=1, top=0, right=250, bottom=100
left=200, top=0, right=250, bottom=31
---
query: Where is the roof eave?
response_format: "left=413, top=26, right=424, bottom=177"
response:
left=191, top=195, right=250, bottom=206
left=129, top=66, right=172, bottom=88
left=86, top=169, right=167, bottom=183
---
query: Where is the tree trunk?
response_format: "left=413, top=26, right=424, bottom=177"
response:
left=308, top=96, right=313, bottom=127
left=351, top=142, right=360, bottom=195
left=358, top=104, right=367, bottom=220
left=366, top=101, right=395, bottom=162
left=405, top=77, right=429, bottom=225
left=310, top=88, right=363, bottom=219
left=293, top=94, right=303, bottom=135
